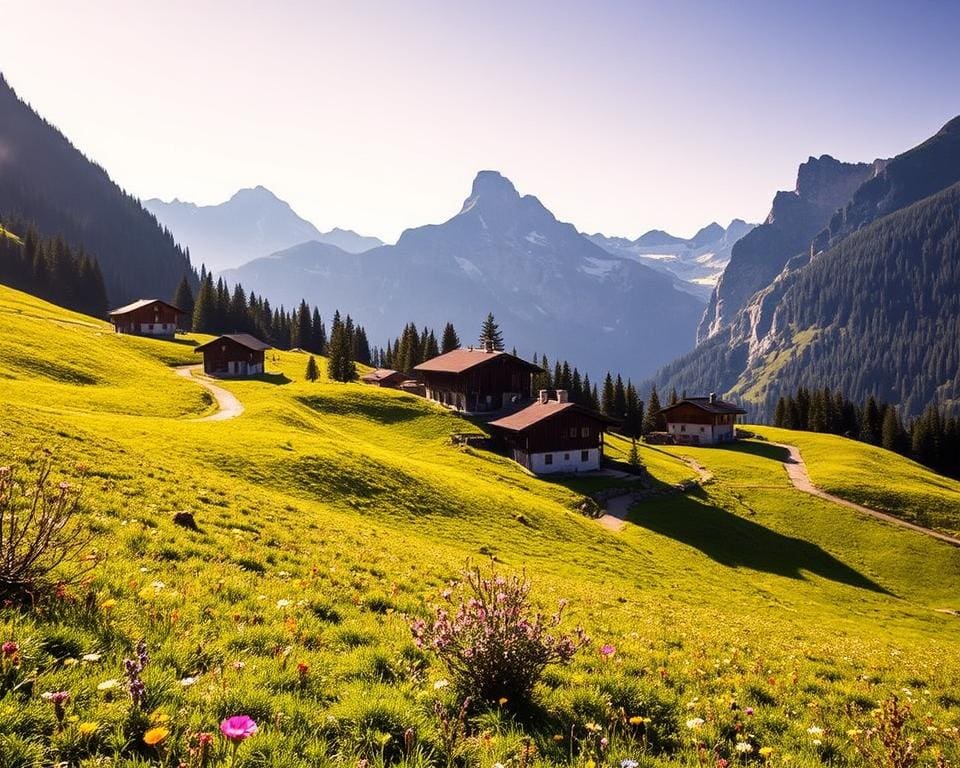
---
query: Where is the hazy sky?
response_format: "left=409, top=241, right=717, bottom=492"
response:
left=3, top=1, right=959, bottom=242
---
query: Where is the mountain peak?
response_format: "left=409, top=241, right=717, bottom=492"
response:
left=469, top=170, right=519, bottom=199
left=230, top=185, right=281, bottom=204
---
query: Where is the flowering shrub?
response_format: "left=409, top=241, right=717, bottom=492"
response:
left=411, top=564, right=588, bottom=707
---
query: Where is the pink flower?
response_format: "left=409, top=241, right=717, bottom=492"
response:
left=2, top=641, right=18, bottom=657
left=745, top=707, right=754, bottom=716
left=600, top=644, right=616, bottom=658
left=220, top=715, right=258, bottom=742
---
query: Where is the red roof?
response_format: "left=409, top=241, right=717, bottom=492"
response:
left=413, top=348, right=541, bottom=374
left=489, top=400, right=617, bottom=433
left=659, top=397, right=747, bottom=416
left=108, top=298, right=183, bottom=316
left=194, top=333, right=272, bottom=353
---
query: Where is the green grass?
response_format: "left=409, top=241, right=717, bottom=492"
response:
left=751, top=425, right=960, bottom=536
left=1, top=285, right=959, bottom=767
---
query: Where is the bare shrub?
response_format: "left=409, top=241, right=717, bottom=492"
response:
left=0, top=460, right=93, bottom=605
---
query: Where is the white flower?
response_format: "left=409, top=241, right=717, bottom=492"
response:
left=812, top=739, right=822, bottom=746
left=150, top=581, right=165, bottom=590
left=433, top=679, right=450, bottom=690
left=493, top=763, right=505, bottom=768
left=807, top=726, right=824, bottom=736
left=686, top=717, right=705, bottom=729
left=82, top=653, right=102, bottom=663
left=180, top=676, right=198, bottom=687
left=735, top=742, right=753, bottom=754
left=97, top=679, right=119, bottom=691
left=276, top=599, right=291, bottom=609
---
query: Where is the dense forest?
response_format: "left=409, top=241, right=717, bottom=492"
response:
left=773, top=386, right=960, bottom=479
left=181, top=271, right=371, bottom=373
left=0, top=220, right=107, bottom=316
left=0, top=74, right=195, bottom=303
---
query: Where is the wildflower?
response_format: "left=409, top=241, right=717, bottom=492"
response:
left=585, top=722, right=602, bottom=733
left=42, top=691, right=70, bottom=729
left=745, top=707, right=754, bottom=716
left=433, top=678, right=449, bottom=690
left=101, top=598, right=117, bottom=611
left=124, top=639, right=149, bottom=710
left=847, top=729, right=862, bottom=738
left=600, top=737, right=609, bottom=750
left=717, top=760, right=729, bottom=768
left=180, top=676, right=198, bottom=687
left=97, top=678, right=119, bottom=691
left=220, top=715, right=258, bottom=742
left=600, top=644, right=616, bottom=658
left=806, top=725, right=823, bottom=736
left=586, top=761, right=596, bottom=768
left=622, top=761, right=639, bottom=768
left=78, top=721, right=99, bottom=737
left=144, top=726, right=169, bottom=746
left=82, top=653, right=102, bottom=662
left=231, top=660, right=246, bottom=671
left=498, top=696, right=508, bottom=706
left=686, top=717, right=705, bottom=729
left=735, top=742, right=753, bottom=754
left=629, top=715, right=651, bottom=725
left=1, top=641, right=18, bottom=657
left=276, top=599, right=291, bottom=609
left=759, top=747, right=774, bottom=759
left=493, top=763, right=505, bottom=768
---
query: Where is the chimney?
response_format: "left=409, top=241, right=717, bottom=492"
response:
left=556, top=389, right=568, bottom=403
left=709, top=392, right=716, bottom=404
left=483, top=339, right=494, bottom=353
left=539, top=389, right=549, bottom=404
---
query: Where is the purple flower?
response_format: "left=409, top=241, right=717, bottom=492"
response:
left=600, top=644, right=616, bottom=658
left=220, top=715, right=258, bottom=742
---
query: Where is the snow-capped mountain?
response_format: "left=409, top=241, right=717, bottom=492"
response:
left=585, top=219, right=756, bottom=300
left=144, top=186, right=383, bottom=273
left=222, top=171, right=706, bottom=379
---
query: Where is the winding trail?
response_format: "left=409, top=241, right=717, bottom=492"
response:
left=774, top=443, right=960, bottom=547
left=597, top=493, right=635, bottom=532
left=174, top=365, right=244, bottom=422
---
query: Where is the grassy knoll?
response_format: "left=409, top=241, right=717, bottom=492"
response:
left=1, top=285, right=959, bottom=767
left=751, top=425, right=960, bottom=536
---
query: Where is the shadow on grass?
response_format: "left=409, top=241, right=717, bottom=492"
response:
left=166, top=337, right=200, bottom=348
left=713, top=439, right=791, bottom=463
left=254, top=372, right=291, bottom=385
left=630, top=488, right=892, bottom=595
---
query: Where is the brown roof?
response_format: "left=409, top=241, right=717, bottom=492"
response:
left=659, top=397, right=747, bottom=416
left=194, top=333, right=272, bottom=353
left=361, top=368, right=409, bottom=382
left=108, top=298, right=184, bottom=316
left=413, top=348, right=541, bottom=374
left=489, top=400, right=618, bottom=433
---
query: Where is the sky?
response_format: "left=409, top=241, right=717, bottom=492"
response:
left=2, top=0, right=959, bottom=243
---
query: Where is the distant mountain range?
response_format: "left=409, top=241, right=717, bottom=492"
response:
left=223, top=171, right=706, bottom=379
left=586, top=219, right=756, bottom=300
left=651, top=115, right=960, bottom=419
left=144, top=187, right=384, bottom=273
left=0, top=74, right=193, bottom=303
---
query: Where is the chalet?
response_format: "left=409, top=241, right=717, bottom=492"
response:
left=360, top=369, right=411, bottom=389
left=658, top=393, right=746, bottom=445
left=108, top=299, right=183, bottom=338
left=413, top=346, right=541, bottom=413
left=489, top=389, right=618, bottom=474
left=194, top=334, right=271, bottom=377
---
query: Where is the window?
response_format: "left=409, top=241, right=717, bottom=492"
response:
left=700, top=427, right=705, bottom=433
left=148, top=324, right=154, bottom=331
left=680, top=425, right=686, bottom=433
left=564, top=453, right=570, bottom=461
left=544, top=454, right=553, bottom=465
left=581, top=450, right=589, bottom=462
left=568, top=427, right=577, bottom=438
left=581, top=427, right=590, bottom=437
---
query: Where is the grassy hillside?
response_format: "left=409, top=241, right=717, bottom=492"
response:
left=1, top=284, right=959, bottom=767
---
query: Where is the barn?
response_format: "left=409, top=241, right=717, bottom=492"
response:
left=108, top=299, right=183, bottom=338
left=488, top=389, right=618, bottom=474
left=658, top=393, right=746, bottom=445
left=413, top=347, right=541, bottom=413
left=360, top=369, right=411, bottom=388
left=194, top=334, right=271, bottom=377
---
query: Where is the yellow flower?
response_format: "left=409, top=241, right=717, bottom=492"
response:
left=846, top=729, right=862, bottom=739
left=78, top=721, right=99, bottom=736
left=143, top=726, right=170, bottom=746
left=498, top=697, right=509, bottom=705
left=586, top=761, right=596, bottom=768
left=101, top=598, right=117, bottom=611
left=759, top=746, right=774, bottom=759
left=150, top=711, right=171, bottom=725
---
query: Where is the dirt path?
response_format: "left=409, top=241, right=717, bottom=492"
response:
left=775, top=443, right=960, bottom=547
left=597, top=493, right=634, bottom=532
left=174, top=365, right=244, bottom=422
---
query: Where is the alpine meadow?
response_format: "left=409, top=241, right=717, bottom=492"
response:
left=3, top=4, right=960, bottom=768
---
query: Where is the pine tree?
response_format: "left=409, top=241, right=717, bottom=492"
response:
left=624, top=381, right=641, bottom=438
left=310, top=307, right=326, bottom=354
left=192, top=273, right=216, bottom=333
left=305, top=355, right=319, bottom=382
left=628, top=438, right=642, bottom=471
left=293, top=300, right=312, bottom=350
left=441, top=322, right=460, bottom=354
left=643, top=386, right=663, bottom=434
left=860, top=396, right=883, bottom=445
left=478, top=312, right=504, bottom=351
left=613, top=375, right=627, bottom=418
left=881, top=405, right=904, bottom=452
left=601, top=373, right=615, bottom=416
left=773, top=397, right=788, bottom=428
left=172, top=275, right=195, bottom=330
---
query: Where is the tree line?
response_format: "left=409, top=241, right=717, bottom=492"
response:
left=0, top=220, right=108, bottom=317
left=773, top=386, right=960, bottom=478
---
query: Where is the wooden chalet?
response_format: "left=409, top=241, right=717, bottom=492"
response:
left=360, top=368, right=411, bottom=389
left=658, top=393, right=746, bottom=445
left=194, top=334, right=271, bottom=377
left=488, top=389, right=618, bottom=474
left=413, top=346, right=541, bottom=413
left=108, top=299, right=183, bottom=338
